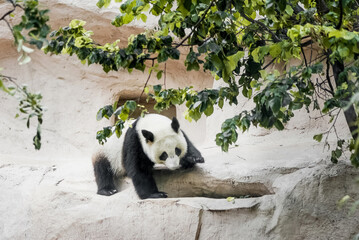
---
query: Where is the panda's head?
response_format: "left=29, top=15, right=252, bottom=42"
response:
left=138, top=115, right=187, bottom=170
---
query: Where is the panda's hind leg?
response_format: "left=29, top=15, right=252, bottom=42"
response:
left=93, top=154, right=118, bottom=196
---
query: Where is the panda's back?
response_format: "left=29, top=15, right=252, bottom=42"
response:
left=93, top=121, right=134, bottom=176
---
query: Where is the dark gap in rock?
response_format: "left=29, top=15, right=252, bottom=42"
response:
left=152, top=168, right=274, bottom=199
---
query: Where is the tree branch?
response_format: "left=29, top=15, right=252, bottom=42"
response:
left=174, top=0, right=215, bottom=48
left=238, top=11, right=281, bottom=43
left=0, top=5, right=16, bottom=21
left=336, top=0, right=343, bottom=29
left=325, top=55, right=335, bottom=95
left=138, top=59, right=155, bottom=101
left=263, top=57, right=277, bottom=70
left=0, top=1, right=24, bottom=21
left=301, top=46, right=308, bottom=67
left=315, top=0, right=330, bottom=16
left=331, top=59, right=358, bottom=140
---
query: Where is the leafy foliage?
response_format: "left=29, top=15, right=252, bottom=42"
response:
left=0, top=0, right=51, bottom=149
left=0, top=74, right=43, bottom=150
left=23, top=0, right=359, bottom=164
left=95, top=100, right=144, bottom=144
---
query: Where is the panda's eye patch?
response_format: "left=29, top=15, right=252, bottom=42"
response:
left=159, top=152, right=168, bottom=160
left=175, top=147, right=182, bottom=156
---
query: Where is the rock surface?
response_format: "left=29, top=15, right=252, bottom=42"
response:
left=1, top=1, right=359, bottom=240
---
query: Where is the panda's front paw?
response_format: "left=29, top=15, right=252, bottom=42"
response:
left=97, top=188, right=118, bottom=196
left=187, top=155, right=205, bottom=164
left=180, top=157, right=195, bottom=169
left=148, top=192, right=168, bottom=198
left=194, top=156, right=205, bottom=163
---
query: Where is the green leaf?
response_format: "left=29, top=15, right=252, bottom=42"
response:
left=125, top=100, right=137, bottom=111
left=223, top=51, right=244, bottom=81
left=157, top=70, right=163, bottom=79
left=251, top=47, right=260, bottom=63
left=186, top=62, right=200, bottom=71
left=209, top=13, right=222, bottom=26
left=139, top=13, right=147, bottom=22
left=350, top=154, right=359, bottom=167
left=169, top=48, right=180, bottom=60
left=96, top=0, right=111, bottom=8
left=338, top=45, right=350, bottom=58
left=158, top=48, right=169, bottom=63
left=331, top=149, right=342, bottom=163
left=218, top=98, right=224, bottom=109
left=285, top=5, right=293, bottom=16
left=208, top=42, right=221, bottom=54
left=0, top=79, right=11, bottom=94
left=328, top=29, right=343, bottom=39
left=160, top=36, right=173, bottom=46
left=204, top=104, right=214, bottom=116
left=269, top=44, right=281, bottom=58
left=96, top=105, right=113, bottom=120
left=153, top=85, right=162, bottom=94
left=313, top=134, right=323, bottom=142
left=274, top=119, right=284, bottom=130
left=226, top=51, right=244, bottom=72
left=69, top=19, right=86, bottom=28
left=210, top=54, right=224, bottom=70
left=269, top=97, right=281, bottom=113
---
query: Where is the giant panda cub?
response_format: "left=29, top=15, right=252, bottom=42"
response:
left=92, top=113, right=204, bottom=199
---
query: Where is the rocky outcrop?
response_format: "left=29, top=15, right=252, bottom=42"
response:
left=1, top=153, right=358, bottom=240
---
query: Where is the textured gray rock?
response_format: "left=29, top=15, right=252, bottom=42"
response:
left=1, top=156, right=358, bottom=240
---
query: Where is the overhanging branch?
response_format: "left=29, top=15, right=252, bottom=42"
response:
left=238, top=10, right=281, bottom=43
left=174, top=0, right=215, bottom=48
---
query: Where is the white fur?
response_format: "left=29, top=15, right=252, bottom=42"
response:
left=136, top=114, right=187, bottom=169
left=94, top=121, right=133, bottom=176
left=94, top=114, right=187, bottom=173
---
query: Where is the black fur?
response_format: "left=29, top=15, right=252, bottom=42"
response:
left=171, top=117, right=180, bottom=133
left=141, top=130, right=154, bottom=143
left=122, top=120, right=165, bottom=199
left=180, top=131, right=205, bottom=169
left=93, top=155, right=118, bottom=196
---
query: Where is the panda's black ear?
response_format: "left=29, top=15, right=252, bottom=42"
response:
left=171, top=117, right=180, bottom=133
left=142, top=130, right=154, bottom=143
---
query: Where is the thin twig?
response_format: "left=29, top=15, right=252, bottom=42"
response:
left=164, top=63, right=167, bottom=89
left=238, top=12, right=281, bottom=43
left=3, top=18, right=13, bottom=35
left=323, top=109, right=341, bottom=145
left=263, top=57, right=277, bottom=70
left=315, top=74, right=333, bottom=99
left=310, top=108, right=340, bottom=120
left=0, top=8, right=16, bottom=21
left=326, top=54, right=335, bottom=95
left=0, top=2, right=24, bottom=21
left=301, top=46, right=308, bottom=67
left=336, top=0, right=343, bottom=29
left=138, top=59, right=155, bottom=101
left=1, top=75, right=20, bottom=89
left=174, top=0, right=215, bottom=48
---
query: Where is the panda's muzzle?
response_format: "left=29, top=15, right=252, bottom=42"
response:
left=164, top=156, right=181, bottom=170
